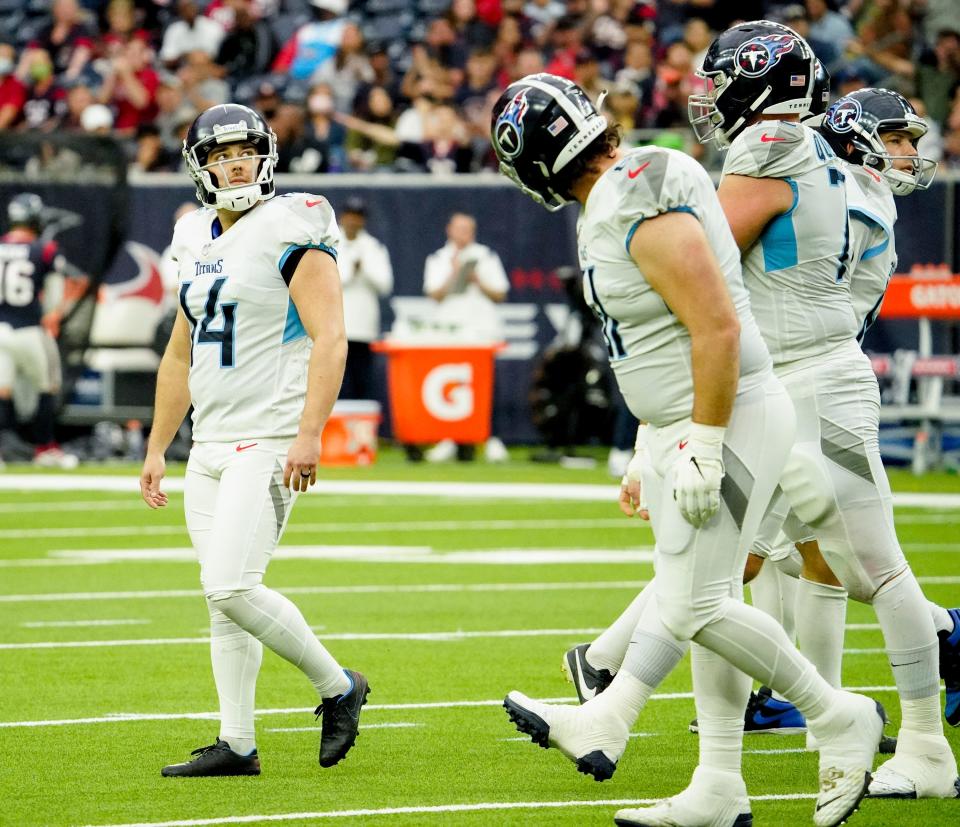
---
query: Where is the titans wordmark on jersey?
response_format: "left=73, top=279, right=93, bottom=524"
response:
left=170, top=193, right=339, bottom=442
left=724, top=121, right=858, bottom=367
left=842, top=163, right=898, bottom=342
left=576, top=146, right=772, bottom=427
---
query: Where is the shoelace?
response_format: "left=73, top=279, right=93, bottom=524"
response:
left=189, top=742, right=220, bottom=757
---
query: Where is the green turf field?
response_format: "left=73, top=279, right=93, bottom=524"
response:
left=1, top=452, right=958, bottom=827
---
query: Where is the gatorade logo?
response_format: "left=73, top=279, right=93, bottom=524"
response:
left=422, top=363, right=474, bottom=421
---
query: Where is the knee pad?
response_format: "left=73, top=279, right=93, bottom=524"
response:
left=780, top=448, right=835, bottom=526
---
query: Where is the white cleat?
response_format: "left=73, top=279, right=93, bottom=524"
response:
left=867, top=729, right=960, bottom=799
left=613, top=766, right=753, bottom=827
left=502, top=690, right=628, bottom=781
left=809, top=691, right=884, bottom=826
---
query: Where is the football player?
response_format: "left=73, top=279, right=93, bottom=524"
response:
left=491, top=72, right=883, bottom=827
left=693, top=22, right=957, bottom=806
left=748, top=89, right=960, bottom=794
left=139, top=104, right=369, bottom=777
left=0, top=192, right=85, bottom=468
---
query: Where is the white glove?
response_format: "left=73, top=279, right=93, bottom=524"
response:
left=620, top=424, right=649, bottom=518
left=672, top=423, right=726, bottom=528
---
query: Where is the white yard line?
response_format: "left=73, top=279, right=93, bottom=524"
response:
left=0, top=628, right=608, bottom=650
left=19, top=619, right=149, bottom=629
left=0, top=517, right=644, bottom=540
left=0, top=631, right=896, bottom=653
left=0, top=546, right=657, bottom=568
left=73, top=793, right=822, bottom=827
left=0, top=686, right=909, bottom=730
left=1, top=473, right=959, bottom=508
left=0, top=580, right=651, bottom=604
left=744, top=748, right=807, bottom=755
left=266, top=723, right=423, bottom=733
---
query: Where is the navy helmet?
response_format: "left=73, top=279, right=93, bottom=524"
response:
left=491, top=73, right=608, bottom=211
left=183, top=103, right=278, bottom=212
left=688, top=20, right=816, bottom=149
left=819, top=89, right=936, bottom=195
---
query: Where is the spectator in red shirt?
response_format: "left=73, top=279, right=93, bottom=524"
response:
left=98, top=38, right=159, bottom=134
left=0, top=43, right=27, bottom=130
left=99, top=0, right=153, bottom=60
left=27, top=0, right=95, bottom=81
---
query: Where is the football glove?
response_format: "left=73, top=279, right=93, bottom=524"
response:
left=673, top=423, right=726, bottom=528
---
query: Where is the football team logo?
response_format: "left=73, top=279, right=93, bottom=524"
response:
left=827, top=98, right=862, bottom=133
left=494, top=89, right=529, bottom=160
left=734, top=35, right=797, bottom=78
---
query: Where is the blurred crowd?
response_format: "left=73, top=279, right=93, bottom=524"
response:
left=1, top=0, right=959, bottom=173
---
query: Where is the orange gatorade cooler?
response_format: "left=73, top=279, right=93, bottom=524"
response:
left=372, top=341, right=504, bottom=444
left=320, top=400, right=382, bottom=466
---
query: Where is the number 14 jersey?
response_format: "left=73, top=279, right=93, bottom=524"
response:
left=169, top=193, right=340, bottom=442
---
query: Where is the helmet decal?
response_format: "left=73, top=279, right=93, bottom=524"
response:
left=734, top=35, right=798, bottom=78
left=494, top=89, right=529, bottom=159
left=827, top=98, right=862, bottom=133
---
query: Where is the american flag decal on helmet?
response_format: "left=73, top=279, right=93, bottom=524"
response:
left=790, top=74, right=806, bottom=86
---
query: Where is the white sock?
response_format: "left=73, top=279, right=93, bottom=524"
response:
left=208, top=585, right=350, bottom=700
left=750, top=561, right=798, bottom=642
left=872, top=573, right=942, bottom=733
left=588, top=584, right=654, bottom=673
left=691, top=643, right=749, bottom=775
left=750, top=563, right=800, bottom=702
left=929, top=601, right=955, bottom=635
left=588, top=669, right=654, bottom=728
left=620, top=597, right=689, bottom=690
left=693, top=599, right=833, bottom=721
left=209, top=606, right=262, bottom=755
left=795, top=577, right=847, bottom=688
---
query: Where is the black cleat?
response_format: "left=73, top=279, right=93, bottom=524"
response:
left=316, top=669, right=370, bottom=767
left=161, top=739, right=260, bottom=777
left=563, top=644, right=614, bottom=704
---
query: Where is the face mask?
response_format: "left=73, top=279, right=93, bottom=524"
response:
left=30, top=62, right=52, bottom=83
left=308, top=94, right=333, bottom=115
left=0, top=59, right=13, bottom=76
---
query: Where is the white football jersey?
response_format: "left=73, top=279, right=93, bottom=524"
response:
left=723, top=121, right=858, bottom=367
left=843, top=163, right=898, bottom=341
left=170, top=193, right=340, bottom=442
left=577, top=146, right=772, bottom=427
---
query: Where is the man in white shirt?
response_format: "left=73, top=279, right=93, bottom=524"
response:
left=159, top=0, right=226, bottom=68
left=422, top=212, right=509, bottom=462
left=336, top=197, right=392, bottom=400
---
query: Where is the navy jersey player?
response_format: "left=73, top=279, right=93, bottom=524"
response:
left=491, top=72, right=883, bottom=827
left=139, top=104, right=369, bottom=777
left=0, top=193, right=84, bottom=467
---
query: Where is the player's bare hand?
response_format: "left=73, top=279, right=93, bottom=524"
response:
left=284, top=433, right=319, bottom=492
left=140, top=452, right=168, bottom=509
left=618, top=477, right=649, bottom=519
left=619, top=433, right=651, bottom=519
